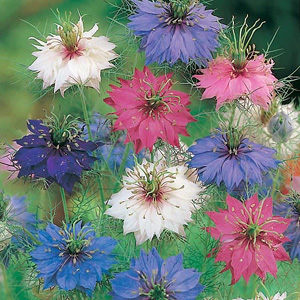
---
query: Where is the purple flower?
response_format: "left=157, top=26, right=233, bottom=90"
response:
left=188, top=130, right=280, bottom=192
left=111, top=247, right=204, bottom=299
left=273, top=196, right=300, bottom=261
left=31, top=221, right=117, bottom=296
left=13, top=118, right=99, bottom=194
left=128, top=0, right=222, bottom=66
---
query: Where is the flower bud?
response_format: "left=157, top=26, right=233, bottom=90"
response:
left=267, top=112, right=294, bottom=143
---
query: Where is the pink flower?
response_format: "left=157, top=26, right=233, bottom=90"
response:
left=0, top=143, right=19, bottom=179
left=194, top=54, right=278, bottom=110
left=104, top=67, right=196, bottom=153
left=206, top=194, right=291, bottom=284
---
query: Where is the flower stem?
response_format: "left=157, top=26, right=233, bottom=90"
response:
left=60, top=187, right=70, bottom=223
left=78, top=86, right=106, bottom=212
left=22, top=227, right=41, bottom=245
left=118, top=144, right=131, bottom=177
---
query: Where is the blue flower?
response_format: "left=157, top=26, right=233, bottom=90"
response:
left=0, top=193, right=39, bottom=266
left=188, top=131, right=280, bottom=192
left=273, top=196, right=300, bottom=261
left=31, top=221, right=117, bottom=296
left=111, top=247, right=204, bottom=299
left=1, top=193, right=36, bottom=229
left=13, top=118, right=99, bottom=194
left=128, top=0, right=222, bottom=66
left=83, top=114, right=145, bottom=171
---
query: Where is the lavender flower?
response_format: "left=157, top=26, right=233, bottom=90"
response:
left=111, top=247, right=204, bottom=299
left=13, top=116, right=99, bottom=194
left=31, top=221, right=117, bottom=296
left=273, top=196, right=300, bottom=261
left=188, top=130, right=280, bottom=192
left=128, top=0, right=222, bottom=65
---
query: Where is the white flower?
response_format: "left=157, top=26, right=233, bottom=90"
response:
left=105, top=160, right=203, bottom=245
left=28, top=16, right=118, bottom=96
left=256, top=292, right=287, bottom=300
left=233, top=292, right=287, bottom=300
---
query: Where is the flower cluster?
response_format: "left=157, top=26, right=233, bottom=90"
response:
left=3, top=2, right=299, bottom=299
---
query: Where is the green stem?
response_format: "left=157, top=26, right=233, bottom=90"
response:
left=78, top=86, right=106, bottom=212
left=118, top=144, right=131, bottom=177
left=151, top=151, right=155, bottom=163
left=23, top=227, right=41, bottom=245
left=60, top=187, right=70, bottom=223
left=0, top=262, right=13, bottom=300
left=227, top=285, right=233, bottom=300
left=229, top=104, right=236, bottom=129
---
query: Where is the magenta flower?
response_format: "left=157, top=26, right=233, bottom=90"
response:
left=104, top=66, right=196, bottom=153
left=194, top=54, right=278, bottom=110
left=206, top=194, right=291, bottom=284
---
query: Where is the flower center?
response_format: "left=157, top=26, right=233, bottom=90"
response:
left=157, top=0, right=199, bottom=26
left=246, top=223, right=261, bottom=239
left=47, top=114, right=81, bottom=149
left=56, top=12, right=83, bottom=59
left=126, top=161, right=178, bottom=204
left=225, top=129, right=243, bottom=155
left=147, top=284, right=168, bottom=300
left=169, top=0, right=190, bottom=21
left=66, top=238, right=85, bottom=255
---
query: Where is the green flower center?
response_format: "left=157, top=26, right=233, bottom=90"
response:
left=47, top=114, right=81, bottom=148
left=66, top=238, right=85, bottom=255
left=170, top=0, right=190, bottom=20
left=57, top=12, right=81, bottom=53
left=140, top=283, right=168, bottom=300
left=149, top=284, right=168, bottom=300
left=246, top=223, right=261, bottom=239
left=225, top=128, right=243, bottom=155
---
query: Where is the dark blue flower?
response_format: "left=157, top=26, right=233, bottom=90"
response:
left=31, top=221, right=117, bottom=296
left=273, top=196, right=300, bottom=261
left=111, top=247, right=204, bottom=299
left=83, top=114, right=145, bottom=171
left=13, top=118, right=99, bottom=194
left=128, top=0, right=222, bottom=66
left=188, top=131, right=280, bottom=192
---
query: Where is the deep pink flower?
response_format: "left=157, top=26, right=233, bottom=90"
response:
left=206, top=194, right=291, bottom=284
left=104, top=67, right=196, bottom=153
left=194, top=54, right=278, bottom=110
